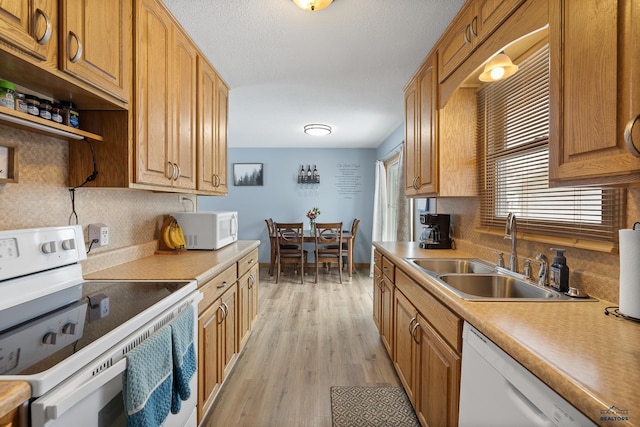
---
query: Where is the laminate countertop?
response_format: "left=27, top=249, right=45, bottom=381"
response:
left=374, top=241, right=638, bottom=427
left=0, top=241, right=260, bottom=420
left=0, top=381, right=29, bottom=420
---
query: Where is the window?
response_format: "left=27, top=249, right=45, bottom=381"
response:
left=477, top=43, right=622, bottom=245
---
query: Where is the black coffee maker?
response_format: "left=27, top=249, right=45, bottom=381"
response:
left=419, top=213, right=452, bottom=249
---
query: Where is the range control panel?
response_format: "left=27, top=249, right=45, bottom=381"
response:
left=0, top=225, right=87, bottom=282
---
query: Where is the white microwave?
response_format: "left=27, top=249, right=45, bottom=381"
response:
left=172, top=211, right=238, bottom=250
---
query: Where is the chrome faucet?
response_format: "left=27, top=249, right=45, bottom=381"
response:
left=504, top=213, right=517, bottom=272
left=535, top=253, right=549, bottom=287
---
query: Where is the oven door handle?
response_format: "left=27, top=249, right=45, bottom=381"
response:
left=44, top=358, right=127, bottom=421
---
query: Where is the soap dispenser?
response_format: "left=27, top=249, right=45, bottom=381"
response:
left=550, top=248, right=569, bottom=292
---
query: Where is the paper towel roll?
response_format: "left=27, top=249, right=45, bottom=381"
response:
left=619, top=228, right=640, bottom=319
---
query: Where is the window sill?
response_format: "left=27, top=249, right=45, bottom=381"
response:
left=474, top=227, right=618, bottom=254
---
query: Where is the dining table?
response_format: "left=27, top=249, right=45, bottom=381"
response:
left=268, top=229, right=354, bottom=279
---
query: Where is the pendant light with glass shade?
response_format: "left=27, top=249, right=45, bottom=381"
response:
left=292, top=0, right=334, bottom=12
left=479, top=52, right=519, bottom=82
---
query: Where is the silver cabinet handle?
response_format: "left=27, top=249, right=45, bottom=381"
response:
left=166, top=162, right=176, bottom=180
left=174, top=162, right=181, bottom=180
left=68, top=31, right=83, bottom=63
left=222, top=302, right=229, bottom=318
left=35, top=8, right=52, bottom=45
left=408, top=317, right=417, bottom=335
left=469, top=16, right=478, bottom=38
left=249, top=274, right=255, bottom=289
left=217, top=305, right=225, bottom=322
left=411, top=322, right=420, bottom=344
left=463, top=24, right=471, bottom=44
left=216, top=280, right=228, bottom=289
left=624, top=114, right=640, bottom=157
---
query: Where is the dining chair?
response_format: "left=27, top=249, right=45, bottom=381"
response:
left=343, top=218, right=360, bottom=271
left=265, top=218, right=276, bottom=276
left=274, top=222, right=308, bottom=284
left=314, top=222, right=343, bottom=284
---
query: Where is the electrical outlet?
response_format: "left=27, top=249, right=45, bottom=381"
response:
left=179, top=194, right=196, bottom=211
left=89, top=223, right=109, bottom=247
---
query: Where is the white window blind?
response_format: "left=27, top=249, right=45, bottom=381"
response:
left=477, top=44, right=622, bottom=243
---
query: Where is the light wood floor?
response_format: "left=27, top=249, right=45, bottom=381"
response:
left=201, top=265, right=401, bottom=427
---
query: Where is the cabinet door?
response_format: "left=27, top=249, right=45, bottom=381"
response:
left=414, top=313, right=461, bottom=427
left=0, top=0, right=57, bottom=65
left=404, top=52, right=438, bottom=196
left=417, top=54, right=438, bottom=194
left=213, top=81, right=229, bottom=194
left=60, top=0, right=131, bottom=102
left=198, top=299, right=222, bottom=423
left=172, top=27, right=197, bottom=190
left=135, top=0, right=173, bottom=187
left=373, top=265, right=382, bottom=331
left=219, top=285, right=238, bottom=380
left=380, top=274, right=394, bottom=355
left=438, top=2, right=477, bottom=83
left=198, top=59, right=229, bottom=194
left=549, top=0, right=640, bottom=184
left=476, top=0, right=525, bottom=41
left=404, top=76, right=419, bottom=196
left=393, top=290, right=417, bottom=405
left=238, top=263, right=258, bottom=350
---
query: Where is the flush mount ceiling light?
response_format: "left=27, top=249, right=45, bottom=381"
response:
left=304, top=124, right=332, bottom=136
left=292, top=0, right=334, bottom=12
left=479, top=52, right=519, bottom=82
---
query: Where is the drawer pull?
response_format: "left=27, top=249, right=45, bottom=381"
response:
left=624, top=114, right=640, bottom=157
left=217, top=281, right=227, bottom=289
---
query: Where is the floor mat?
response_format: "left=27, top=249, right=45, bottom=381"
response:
left=330, top=386, right=420, bottom=427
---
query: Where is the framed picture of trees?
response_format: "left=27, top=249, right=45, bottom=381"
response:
left=233, top=163, right=263, bottom=186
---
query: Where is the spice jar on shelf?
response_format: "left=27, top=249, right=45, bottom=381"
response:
left=60, top=101, right=79, bottom=128
left=39, top=98, right=52, bottom=120
left=25, top=95, right=40, bottom=117
left=0, top=80, right=15, bottom=109
left=51, top=103, right=63, bottom=124
left=14, top=93, right=27, bottom=113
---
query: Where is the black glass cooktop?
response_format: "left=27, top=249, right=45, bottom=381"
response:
left=0, top=280, right=191, bottom=375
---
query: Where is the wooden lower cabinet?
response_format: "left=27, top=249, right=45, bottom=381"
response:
left=197, top=250, right=259, bottom=423
left=414, top=313, right=461, bottom=427
left=238, top=262, right=259, bottom=350
left=383, top=264, right=462, bottom=427
left=198, top=297, right=222, bottom=421
left=394, top=290, right=418, bottom=405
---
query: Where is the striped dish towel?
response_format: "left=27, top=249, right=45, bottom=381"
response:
left=170, top=305, right=197, bottom=414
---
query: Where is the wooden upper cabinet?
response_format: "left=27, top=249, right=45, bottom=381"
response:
left=135, top=0, right=173, bottom=188
left=59, top=0, right=131, bottom=103
left=476, top=0, right=525, bottom=41
left=438, top=2, right=477, bottom=83
left=0, top=0, right=57, bottom=66
left=405, top=52, right=438, bottom=196
left=172, top=29, right=198, bottom=190
left=198, top=57, right=229, bottom=195
left=438, top=0, right=524, bottom=84
left=549, top=0, right=640, bottom=185
left=135, top=0, right=196, bottom=190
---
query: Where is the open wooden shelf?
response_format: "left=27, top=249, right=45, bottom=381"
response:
left=0, top=106, right=103, bottom=142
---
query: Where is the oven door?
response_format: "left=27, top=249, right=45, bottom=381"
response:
left=31, top=358, right=198, bottom=427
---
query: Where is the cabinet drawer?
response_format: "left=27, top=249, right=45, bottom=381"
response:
left=198, top=264, right=237, bottom=314
left=238, top=249, right=258, bottom=277
left=382, top=257, right=395, bottom=282
left=374, top=250, right=382, bottom=269
left=396, top=269, right=462, bottom=352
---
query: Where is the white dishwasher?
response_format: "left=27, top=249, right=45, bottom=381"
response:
left=458, top=322, right=596, bottom=427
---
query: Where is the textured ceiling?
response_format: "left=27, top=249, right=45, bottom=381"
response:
left=163, top=0, right=465, bottom=148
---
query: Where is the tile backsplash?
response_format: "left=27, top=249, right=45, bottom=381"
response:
left=0, top=125, right=192, bottom=261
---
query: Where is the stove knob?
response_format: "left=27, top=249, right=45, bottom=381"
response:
left=61, top=239, right=76, bottom=251
left=62, top=322, right=76, bottom=335
left=41, top=241, right=57, bottom=254
left=42, top=331, right=57, bottom=345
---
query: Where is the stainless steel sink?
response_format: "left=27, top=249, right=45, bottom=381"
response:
left=405, top=258, right=496, bottom=275
left=437, top=274, right=565, bottom=301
